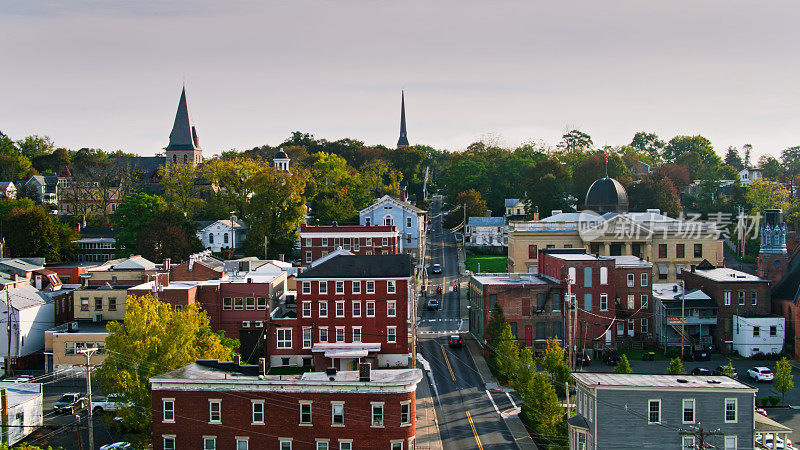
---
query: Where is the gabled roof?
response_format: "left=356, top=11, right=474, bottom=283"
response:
left=359, top=194, right=426, bottom=215
left=0, top=181, right=15, bottom=190
left=505, top=198, right=522, bottom=208
left=0, top=258, right=45, bottom=272
left=166, top=87, right=200, bottom=151
left=298, top=253, right=413, bottom=279
left=111, top=256, right=156, bottom=271
left=198, top=219, right=248, bottom=231
left=467, top=217, right=505, bottom=227
left=2, top=284, right=51, bottom=310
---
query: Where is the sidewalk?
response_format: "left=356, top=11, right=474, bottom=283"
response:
left=415, top=363, right=444, bottom=450
left=464, top=335, right=538, bottom=450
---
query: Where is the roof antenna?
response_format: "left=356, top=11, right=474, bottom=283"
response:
left=604, top=146, right=609, bottom=178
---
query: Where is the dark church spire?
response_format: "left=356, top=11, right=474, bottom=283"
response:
left=166, top=86, right=200, bottom=151
left=397, top=91, right=409, bottom=148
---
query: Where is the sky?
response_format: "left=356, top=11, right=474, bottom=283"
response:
left=1, top=0, right=799, bottom=161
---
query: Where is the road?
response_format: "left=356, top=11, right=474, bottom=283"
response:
left=418, top=196, right=517, bottom=449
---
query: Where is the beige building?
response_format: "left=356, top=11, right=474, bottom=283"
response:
left=72, top=284, right=129, bottom=321
left=508, top=177, right=723, bottom=282
left=44, top=321, right=110, bottom=373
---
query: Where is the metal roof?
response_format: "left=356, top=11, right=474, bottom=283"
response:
left=467, top=216, right=505, bottom=227
left=572, top=373, right=754, bottom=390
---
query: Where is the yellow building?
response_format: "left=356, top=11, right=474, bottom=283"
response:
left=44, top=321, right=109, bottom=373
left=508, top=177, right=723, bottom=282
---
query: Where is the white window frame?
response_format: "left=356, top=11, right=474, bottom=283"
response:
left=300, top=401, right=312, bottom=425
left=641, top=318, right=648, bottom=333
left=725, top=398, right=737, bottom=423
left=280, top=439, right=292, bottom=450
left=387, top=280, right=396, bottom=294
left=371, top=402, right=384, bottom=427
left=319, top=281, right=328, bottom=294
left=627, top=273, right=635, bottom=287
left=163, top=398, right=175, bottom=423
left=600, top=267, right=608, bottom=285
left=331, top=402, right=344, bottom=426
left=302, top=282, right=311, bottom=294
left=683, top=437, right=695, bottom=449
left=641, top=272, right=648, bottom=287
left=277, top=329, right=292, bottom=349
left=162, top=436, right=176, bottom=450
left=302, top=301, right=311, bottom=318
left=648, top=399, right=661, bottom=424
left=319, top=301, right=328, bottom=318
left=336, top=327, right=345, bottom=343
left=319, top=327, right=328, bottom=343
left=600, top=293, right=608, bottom=311
left=352, top=301, right=361, bottom=317
left=641, top=294, right=648, bottom=308
left=738, top=290, right=745, bottom=306
left=336, top=281, right=344, bottom=294
left=724, top=436, right=737, bottom=450
left=352, top=281, right=361, bottom=294
left=387, top=300, right=396, bottom=317
left=252, top=400, right=264, bottom=424
left=209, top=399, right=221, bottom=424
left=222, top=297, right=232, bottom=310
left=366, top=281, right=375, bottom=294
left=352, top=326, right=362, bottom=343
left=400, top=401, right=411, bottom=425
left=305, top=251, right=312, bottom=263
left=724, top=290, right=731, bottom=306
left=387, top=326, right=397, bottom=343
left=236, top=437, right=249, bottom=450
left=336, top=301, right=345, bottom=317
left=302, top=327, right=312, bottom=349
left=367, top=301, right=375, bottom=317
left=682, top=398, right=695, bottom=424
left=407, top=217, right=412, bottom=228
left=316, top=441, right=329, bottom=450
left=204, top=437, right=216, bottom=450
left=339, top=440, right=353, bottom=450
left=321, top=238, right=328, bottom=247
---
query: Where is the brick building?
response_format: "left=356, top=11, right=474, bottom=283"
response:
left=609, top=256, right=653, bottom=341
left=467, top=273, right=561, bottom=353
left=680, top=262, right=772, bottom=354
left=269, top=253, right=414, bottom=371
left=168, top=251, right=226, bottom=281
left=151, top=359, right=421, bottom=450
left=299, top=224, right=399, bottom=267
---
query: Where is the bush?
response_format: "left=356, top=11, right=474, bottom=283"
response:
left=755, top=397, right=765, bottom=407
left=769, top=396, right=780, bottom=406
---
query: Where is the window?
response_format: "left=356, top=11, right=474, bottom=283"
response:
left=536, top=293, right=546, bottom=311
left=300, top=402, right=312, bottom=424
left=305, top=251, right=312, bottom=263
left=641, top=318, right=648, bottom=333
left=319, top=281, right=328, bottom=294
left=163, top=399, right=174, bottom=422
left=627, top=273, right=635, bottom=287
left=583, top=267, right=592, bottom=287
left=302, top=282, right=311, bottom=294
left=648, top=400, right=660, bottom=424
left=353, top=239, right=359, bottom=251
left=627, top=294, right=635, bottom=310
left=257, top=297, right=267, bottom=310
left=302, top=302, right=311, bottom=317
left=319, top=327, right=328, bottom=342
left=753, top=326, right=760, bottom=337
left=95, top=297, right=103, bottom=311
left=209, top=400, right=221, bottom=423
left=770, top=326, right=777, bottom=336
left=319, top=302, right=328, bottom=317
left=365, top=217, right=372, bottom=226
left=321, top=238, right=328, bottom=247
left=280, top=440, right=292, bottom=450
left=163, top=437, right=175, bottom=450
left=658, top=244, right=667, bottom=259
left=751, top=290, right=758, bottom=306
left=303, top=328, right=312, bottom=349
left=336, top=281, right=344, bottom=294
left=234, top=297, right=244, bottom=310
left=387, top=280, right=396, bottom=293
left=352, top=301, right=361, bottom=317
left=366, top=281, right=375, bottom=293
left=340, top=441, right=352, bottom=450
left=536, top=322, right=545, bottom=340
left=584, top=293, right=592, bottom=311
left=387, top=326, right=397, bottom=343
left=725, top=398, right=737, bottom=423
left=336, top=327, right=345, bottom=343
left=682, top=399, right=695, bottom=423
left=246, top=297, right=256, bottom=310
left=332, top=402, right=344, bottom=425
left=316, top=442, right=329, bottom=450
left=336, top=301, right=345, bottom=317
left=724, top=436, right=737, bottom=450
left=401, top=402, right=410, bottom=425
left=237, top=439, right=249, bottom=450
left=600, top=294, right=608, bottom=311
left=108, top=297, right=117, bottom=311
left=600, top=267, right=608, bottom=284
left=352, top=281, right=361, bottom=294
left=724, top=291, right=731, bottom=306
left=641, top=294, right=648, bottom=308
left=353, top=327, right=361, bottom=342
left=204, top=438, right=216, bottom=450
left=391, top=442, right=403, bottom=450
left=683, top=437, right=695, bottom=449
left=528, top=244, right=538, bottom=259
left=277, top=329, right=292, bottom=349
left=738, top=290, right=745, bottom=305
left=641, top=273, right=648, bottom=287
left=694, top=243, right=703, bottom=258
left=371, top=403, right=384, bottom=427
left=252, top=401, right=264, bottom=424
left=383, top=237, right=390, bottom=246
left=388, top=301, right=396, bottom=317
left=567, top=267, right=576, bottom=285
left=367, top=301, right=375, bottom=317
left=407, top=217, right=412, bottom=228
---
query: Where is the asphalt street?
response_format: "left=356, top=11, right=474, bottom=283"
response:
left=418, top=196, right=517, bottom=450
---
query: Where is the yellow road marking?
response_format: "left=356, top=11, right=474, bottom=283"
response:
left=466, top=410, right=484, bottom=450
left=440, top=344, right=456, bottom=382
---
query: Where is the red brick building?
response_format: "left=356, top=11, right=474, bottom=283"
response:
left=150, top=360, right=421, bottom=450
left=609, top=256, right=653, bottom=341
left=299, top=225, right=400, bottom=267
left=269, top=253, right=414, bottom=371
left=169, top=252, right=225, bottom=281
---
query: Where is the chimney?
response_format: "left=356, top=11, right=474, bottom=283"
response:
left=691, top=265, right=696, bottom=273
left=233, top=355, right=240, bottom=366
left=359, top=362, right=372, bottom=382
left=258, top=358, right=266, bottom=376
left=164, top=258, right=171, bottom=271
left=279, top=254, right=285, bottom=262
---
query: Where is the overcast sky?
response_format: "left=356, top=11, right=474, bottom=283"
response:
left=1, top=1, right=799, bottom=161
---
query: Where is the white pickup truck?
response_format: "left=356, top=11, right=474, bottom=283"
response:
left=92, top=394, right=130, bottom=414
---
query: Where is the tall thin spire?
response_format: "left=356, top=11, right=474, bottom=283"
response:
left=166, top=86, right=199, bottom=151
left=397, top=90, right=409, bottom=148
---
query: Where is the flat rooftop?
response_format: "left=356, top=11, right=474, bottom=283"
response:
left=608, top=255, right=652, bottom=268
left=470, top=273, right=555, bottom=286
left=691, top=268, right=766, bottom=283
left=572, top=373, right=754, bottom=390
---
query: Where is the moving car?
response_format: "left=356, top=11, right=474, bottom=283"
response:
left=748, top=367, right=774, bottom=382
left=448, top=335, right=463, bottom=348
left=575, top=352, right=591, bottom=366
left=690, top=367, right=712, bottom=376
left=426, top=299, right=440, bottom=310
left=431, top=264, right=442, bottom=274
left=99, top=443, right=132, bottom=450
left=54, top=393, right=87, bottom=414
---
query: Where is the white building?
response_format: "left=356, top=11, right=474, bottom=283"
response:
left=0, top=285, right=54, bottom=369
left=0, top=382, right=43, bottom=445
left=359, top=195, right=426, bottom=262
left=739, top=167, right=763, bottom=187
left=197, top=217, right=248, bottom=253
left=0, top=182, right=17, bottom=199
left=732, top=315, right=784, bottom=357
left=465, top=216, right=507, bottom=247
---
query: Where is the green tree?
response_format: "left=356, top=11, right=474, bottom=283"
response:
left=628, top=174, right=681, bottom=217
left=4, top=206, right=76, bottom=262
left=559, top=129, right=593, bottom=151
left=518, top=371, right=566, bottom=444
left=309, top=189, right=357, bottom=225
left=775, top=357, right=794, bottom=404
left=759, top=155, right=782, bottom=180
left=523, top=159, right=574, bottom=216
left=491, top=324, right=519, bottom=384
left=745, top=178, right=790, bottom=216
left=538, top=338, right=572, bottom=395
left=485, top=303, right=507, bottom=373
left=113, top=193, right=166, bottom=257
left=512, top=346, right=537, bottom=392
left=630, top=131, right=665, bottom=164
left=724, top=146, right=744, bottom=171
left=159, top=163, right=203, bottom=218
left=97, top=295, right=237, bottom=430
left=666, top=357, right=686, bottom=375
left=614, top=354, right=633, bottom=374
left=664, top=135, right=719, bottom=166
left=135, top=206, right=203, bottom=261
left=16, top=135, right=54, bottom=160
left=720, top=360, right=736, bottom=378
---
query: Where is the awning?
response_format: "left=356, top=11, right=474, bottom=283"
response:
left=755, top=413, right=793, bottom=434
left=324, top=349, right=369, bottom=358
left=659, top=265, right=669, bottom=275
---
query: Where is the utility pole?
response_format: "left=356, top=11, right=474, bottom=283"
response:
left=264, top=235, right=269, bottom=260
left=681, top=279, right=686, bottom=361
left=565, top=271, right=574, bottom=371
left=462, top=203, right=466, bottom=247
left=78, top=347, right=98, bottom=450
left=75, top=414, right=83, bottom=450
left=5, top=290, right=10, bottom=376
left=678, top=426, right=723, bottom=449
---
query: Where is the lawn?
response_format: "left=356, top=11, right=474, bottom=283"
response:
left=466, top=254, right=508, bottom=273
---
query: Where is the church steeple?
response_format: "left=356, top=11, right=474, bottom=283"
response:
left=397, top=91, right=409, bottom=148
left=165, top=86, right=203, bottom=166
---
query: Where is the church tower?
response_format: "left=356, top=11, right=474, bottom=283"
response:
left=397, top=91, right=409, bottom=148
left=273, top=149, right=291, bottom=173
left=165, top=87, right=203, bottom=166
left=757, top=209, right=789, bottom=284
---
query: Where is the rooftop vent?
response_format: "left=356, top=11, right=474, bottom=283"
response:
left=326, top=367, right=337, bottom=377
left=359, top=362, right=372, bottom=382
left=677, top=378, right=688, bottom=383
left=551, top=210, right=562, bottom=216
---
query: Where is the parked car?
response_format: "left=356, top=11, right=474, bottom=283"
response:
left=99, top=442, right=132, bottom=450
left=54, top=393, right=87, bottom=414
left=712, top=365, right=738, bottom=378
left=426, top=299, right=440, bottom=310
left=92, top=394, right=130, bottom=414
left=692, top=349, right=711, bottom=361
left=603, top=350, right=621, bottom=366
left=5, top=375, right=34, bottom=383
left=448, top=335, right=463, bottom=348
left=690, top=367, right=713, bottom=376
left=576, top=352, right=591, bottom=366
left=748, top=367, right=775, bottom=382
left=641, top=352, right=655, bottom=361
left=431, top=264, right=442, bottom=274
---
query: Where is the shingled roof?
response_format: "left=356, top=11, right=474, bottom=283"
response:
left=297, top=253, right=413, bottom=279
left=166, top=87, right=200, bottom=151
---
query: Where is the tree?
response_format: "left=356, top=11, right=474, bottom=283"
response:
left=4, top=206, right=76, bottom=262
left=16, top=135, right=54, bottom=160
left=614, top=354, right=632, bottom=374
left=135, top=206, right=203, bottom=261
left=664, top=135, right=719, bottom=166
left=724, top=146, right=744, bottom=171
left=485, top=303, right=507, bottom=374
left=572, top=152, right=628, bottom=206
left=745, top=178, right=790, bottom=216
left=512, top=346, right=537, bottom=392
left=159, top=163, right=203, bottom=218
left=538, top=338, right=572, bottom=395
left=491, top=324, right=519, bottom=384
left=628, top=175, right=681, bottom=217
left=309, top=190, right=357, bottom=225
left=759, top=155, right=782, bottom=180
left=775, top=357, right=794, bottom=405
left=666, top=357, right=686, bottom=375
left=781, top=146, right=800, bottom=176
left=559, top=129, right=593, bottom=151
left=97, top=295, right=237, bottom=430
left=630, top=131, right=665, bottom=164
left=518, top=371, right=566, bottom=444
left=523, top=159, right=574, bottom=216
left=654, top=164, right=691, bottom=192
left=445, top=189, right=487, bottom=228
left=720, top=360, right=736, bottom=378
left=113, top=193, right=166, bottom=257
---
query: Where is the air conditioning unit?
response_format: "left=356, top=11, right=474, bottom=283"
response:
left=93, top=314, right=102, bottom=322
left=242, top=321, right=251, bottom=328
left=254, top=321, right=264, bottom=328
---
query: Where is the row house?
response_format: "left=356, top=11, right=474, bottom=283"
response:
left=609, top=255, right=653, bottom=341
left=73, top=227, right=119, bottom=263
left=359, top=195, right=426, bottom=263
left=151, top=359, right=422, bottom=450
left=299, top=224, right=399, bottom=266
left=1, top=284, right=54, bottom=370
left=269, top=253, right=414, bottom=371
left=652, top=283, right=717, bottom=352
left=79, top=255, right=161, bottom=287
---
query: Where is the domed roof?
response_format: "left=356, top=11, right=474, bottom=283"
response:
left=584, top=177, right=628, bottom=214
left=274, top=149, right=289, bottom=159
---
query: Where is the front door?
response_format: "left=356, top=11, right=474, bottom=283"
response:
left=605, top=329, right=612, bottom=344
left=525, top=326, right=532, bottom=348
left=628, top=319, right=635, bottom=337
